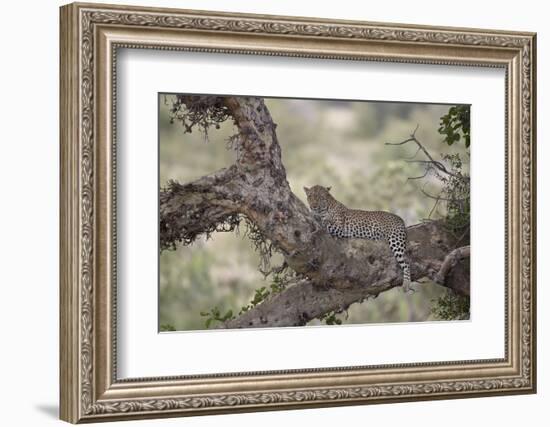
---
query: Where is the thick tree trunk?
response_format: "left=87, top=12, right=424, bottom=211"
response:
left=160, top=95, right=469, bottom=328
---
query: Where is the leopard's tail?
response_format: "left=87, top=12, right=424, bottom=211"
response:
left=401, top=262, right=411, bottom=292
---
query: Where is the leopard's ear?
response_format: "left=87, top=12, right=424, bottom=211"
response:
left=303, top=186, right=310, bottom=194
left=325, top=186, right=331, bottom=192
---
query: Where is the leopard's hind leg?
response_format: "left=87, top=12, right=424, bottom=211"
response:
left=387, top=228, right=411, bottom=292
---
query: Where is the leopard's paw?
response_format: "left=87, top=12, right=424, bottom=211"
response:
left=402, top=280, right=415, bottom=294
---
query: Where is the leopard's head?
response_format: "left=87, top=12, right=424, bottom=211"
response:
left=303, top=185, right=332, bottom=213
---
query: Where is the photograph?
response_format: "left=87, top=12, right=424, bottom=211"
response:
left=159, top=94, right=471, bottom=332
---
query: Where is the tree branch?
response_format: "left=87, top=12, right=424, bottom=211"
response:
left=431, top=245, right=470, bottom=296
left=159, top=166, right=243, bottom=250
left=221, top=222, right=469, bottom=328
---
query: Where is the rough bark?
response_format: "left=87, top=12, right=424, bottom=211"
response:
left=160, top=95, right=470, bottom=328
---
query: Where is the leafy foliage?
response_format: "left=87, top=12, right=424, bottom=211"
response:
left=431, top=290, right=470, bottom=320
left=239, top=286, right=271, bottom=314
left=427, top=106, right=471, bottom=319
left=439, top=153, right=470, bottom=235
left=238, top=274, right=290, bottom=314
left=319, top=311, right=343, bottom=325
left=160, top=323, right=176, bottom=332
left=438, top=105, right=470, bottom=148
left=438, top=105, right=471, bottom=148
left=200, top=306, right=235, bottom=329
left=200, top=274, right=290, bottom=328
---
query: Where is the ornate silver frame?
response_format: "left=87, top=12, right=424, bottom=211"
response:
left=60, top=2, right=536, bottom=423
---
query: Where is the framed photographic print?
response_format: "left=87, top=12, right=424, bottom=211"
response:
left=59, top=2, right=537, bottom=423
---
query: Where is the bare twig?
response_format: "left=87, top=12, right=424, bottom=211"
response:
left=406, top=169, right=429, bottom=182
left=427, top=197, right=441, bottom=219
left=420, top=187, right=467, bottom=203
left=385, top=125, right=466, bottom=181
left=405, top=145, right=423, bottom=160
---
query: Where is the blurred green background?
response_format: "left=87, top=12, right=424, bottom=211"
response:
left=159, top=95, right=470, bottom=331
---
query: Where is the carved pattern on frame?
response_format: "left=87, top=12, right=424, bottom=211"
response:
left=80, top=9, right=95, bottom=413
left=87, top=378, right=529, bottom=415
left=520, top=42, right=533, bottom=386
left=77, top=8, right=534, bottom=416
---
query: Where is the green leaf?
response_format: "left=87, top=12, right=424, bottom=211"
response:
left=160, top=323, right=176, bottom=332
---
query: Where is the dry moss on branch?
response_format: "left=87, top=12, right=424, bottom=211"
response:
left=168, top=95, right=233, bottom=141
left=159, top=180, right=241, bottom=251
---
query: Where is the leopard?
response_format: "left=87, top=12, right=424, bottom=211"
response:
left=304, top=185, right=411, bottom=292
